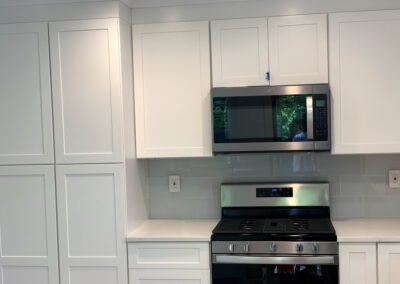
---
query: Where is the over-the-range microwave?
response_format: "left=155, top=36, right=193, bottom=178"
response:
left=211, top=84, right=331, bottom=153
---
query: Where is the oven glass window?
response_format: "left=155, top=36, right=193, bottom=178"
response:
left=212, top=264, right=338, bottom=284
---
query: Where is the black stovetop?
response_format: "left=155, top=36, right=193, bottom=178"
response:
left=212, top=218, right=337, bottom=242
left=212, top=206, right=337, bottom=242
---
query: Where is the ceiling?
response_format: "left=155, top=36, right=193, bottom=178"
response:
left=0, top=0, right=256, bottom=8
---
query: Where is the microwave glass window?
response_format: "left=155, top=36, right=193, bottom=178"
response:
left=213, top=95, right=311, bottom=143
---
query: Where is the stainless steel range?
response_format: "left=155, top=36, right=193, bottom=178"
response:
left=211, top=182, right=338, bottom=284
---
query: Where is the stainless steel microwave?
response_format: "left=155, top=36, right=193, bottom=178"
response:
left=212, top=84, right=331, bottom=153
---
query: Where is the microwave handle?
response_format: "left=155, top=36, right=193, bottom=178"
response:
left=213, top=255, right=338, bottom=265
left=306, top=96, right=314, bottom=140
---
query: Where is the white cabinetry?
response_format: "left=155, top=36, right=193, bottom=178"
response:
left=339, top=243, right=377, bottom=284
left=128, top=242, right=210, bottom=284
left=130, top=269, right=210, bottom=284
left=210, top=14, right=328, bottom=87
left=378, top=244, right=400, bottom=284
left=0, top=23, right=54, bottom=165
left=329, top=10, right=400, bottom=154
left=211, top=18, right=269, bottom=87
left=0, top=166, right=59, bottom=284
left=50, top=19, right=124, bottom=164
left=56, top=164, right=127, bottom=284
left=268, top=14, right=328, bottom=86
left=132, top=21, right=212, bottom=158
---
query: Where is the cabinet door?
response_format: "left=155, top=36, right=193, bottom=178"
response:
left=268, top=14, right=328, bottom=86
left=339, top=243, right=377, bottom=284
left=378, top=243, right=400, bottom=284
left=56, top=164, right=127, bottom=284
left=133, top=22, right=212, bottom=158
left=330, top=10, right=400, bottom=154
left=0, top=166, right=58, bottom=284
left=211, top=18, right=269, bottom=87
left=129, top=269, right=210, bottom=284
left=50, top=19, right=124, bottom=164
left=0, top=23, right=54, bottom=165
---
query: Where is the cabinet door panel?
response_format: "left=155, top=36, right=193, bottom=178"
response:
left=211, top=18, right=269, bottom=87
left=56, top=164, right=127, bottom=284
left=330, top=10, right=400, bottom=154
left=268, top=14, right=328, bottom=85
left=133, top=22, right=211, bottom=158
left=0, top=166, right=58, bottom=284
left=339, top=243, right=377, bottom=284
left=129, top=269, right=210, bottom=284
left=50, top=19, right=123, bottom=163
left=378, top=244, right=400, bottom=284
left=0, top=23, right=54, bottom=164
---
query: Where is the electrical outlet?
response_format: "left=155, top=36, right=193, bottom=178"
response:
left=169, top=175, right=180, bottom=193
left=389, top=170, right=400, bottom=188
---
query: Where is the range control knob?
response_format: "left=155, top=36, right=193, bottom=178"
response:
left=243, top=243, right=250, bottom=253
left=270, top=242, right=277, bottom=252
left=296, top=243, right=304, bottom=253
left=312, top=242, right=319, bottom=253
left=228, top=243, right=235, bottom=253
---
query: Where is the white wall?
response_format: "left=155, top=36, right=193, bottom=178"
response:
left=132, top=0, right=400, bottom=23
left=148, top=153, right=400, bottom=220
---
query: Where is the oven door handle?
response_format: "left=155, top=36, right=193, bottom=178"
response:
left=213, top=255, right=338, bottom=265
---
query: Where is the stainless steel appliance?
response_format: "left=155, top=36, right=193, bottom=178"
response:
left=212, top=85, right=330, bottom=153
left=211, top=182, right=338, bottom=284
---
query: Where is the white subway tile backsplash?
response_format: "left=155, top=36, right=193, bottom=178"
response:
left=147, top=153, right=400, bottom=220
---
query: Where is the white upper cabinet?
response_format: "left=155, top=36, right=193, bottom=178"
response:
left=56, top=164, right=127, bottom=284
left=0, top=165, right=59, bottom=284
left=50, top=19, right=124, bottom=164
left=210, top=14, right=328, bottom=87
left=329, top=10, right=400, bottom=154
left=211, top=18, right=269, bottom=87
left=133, top=21, right=212, bottom=158
left=268, top=14, right=328, bottom=86
left=0, top=23, right=54, bottom=165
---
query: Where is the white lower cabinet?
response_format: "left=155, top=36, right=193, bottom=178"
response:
left=56, top=164, right=128, bottom=284
left=339, top=243, right=377, bottom=284
left=378, top=244, right=400, bottom=284
left=130, top=269, right=210, bottom=284
left=339, top=242, right=400, bottom=284
left=0, top=166, right=59, bottom=284
left=128, top=242, right=210, bottom=284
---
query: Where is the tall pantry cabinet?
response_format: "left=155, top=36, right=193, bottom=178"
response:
left=0, top=14, right=137, bottom=284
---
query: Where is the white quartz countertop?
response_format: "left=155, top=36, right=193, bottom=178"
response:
left=333, top=219, right=400, bottom=242
left=127, top=218, right=400, bottom=243
left=127, top=219, right=219, bottom=242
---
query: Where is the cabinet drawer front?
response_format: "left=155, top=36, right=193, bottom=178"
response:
left=128, top=243, right=209, bottom=269
left=129, top=269, right=210, bottom=284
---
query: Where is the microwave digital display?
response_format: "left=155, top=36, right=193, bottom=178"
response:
left=256, top=187, right=293, bottom=198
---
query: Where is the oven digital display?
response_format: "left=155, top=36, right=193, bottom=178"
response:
left=256, top=187, right=293, bottom=198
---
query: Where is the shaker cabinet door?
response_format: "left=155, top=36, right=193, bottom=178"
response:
left=133, top=21, right=212, bottom=158
left=330, top=10, right=400, bottom=154
left=339, top=243, right=377, bottom=284
left=268, top=14, right=328, bottom=86
left=0, top=165, right=59, bottom=284
left=56, top=164, right=127, bottom=284
left=378, top=243, right=400, bottom=284
left=0, top=23, right=54, bottom=165
left=211, top=17, right=269, bottom=87
left=50, top=19, right=124, bottom=164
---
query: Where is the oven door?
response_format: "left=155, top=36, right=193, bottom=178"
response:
left=212, top=254, right=338, bottom=284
